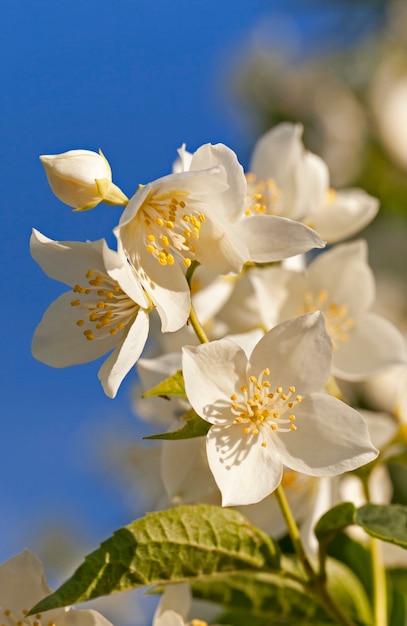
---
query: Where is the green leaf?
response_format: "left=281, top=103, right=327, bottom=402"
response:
left=190, top=556, right=373, bottom=626
left=314, top=502, right=356, bottom=546
left=28, top=505, right=280, bottom=614
left=142, top=369, right=186, bottom=398
left=387, top=568, right=407, bottom=626
left=144, top=412, right=210, bottom=440
left=324, top=558, right=373, bottom=626
left=389, top=590, right=407, bottom=626
left=326, top=532, right=372, bottom=598
left=355, top=504, right=407, bottom=549
left=387, top=568, right=407, bottom=597
left=190, top=570, right=334, bottom=625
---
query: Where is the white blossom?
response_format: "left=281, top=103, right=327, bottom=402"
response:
left=0, top=550, right=113, bottom=626
left=251, top=240, right=407, bottom=380
left=182, top=313, right=378, bottom=506
left=31, top=229, right=150, bottom=397
left=248, top=123, right=379, bottom=242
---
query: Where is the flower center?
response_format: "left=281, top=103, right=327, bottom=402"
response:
left=70, top=269, right=140, bottom=341
left=300, top=289, right=355, bottom=350
left=230, top=368, right=301, bottom=447
left=141, top=190, right=206, bottom=268
left=244, top=173, right=282, bottom=217
left=1, top=608, right=55, bottom=626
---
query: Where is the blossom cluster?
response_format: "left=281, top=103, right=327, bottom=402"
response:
left=28, top=122, right=407, bottom=623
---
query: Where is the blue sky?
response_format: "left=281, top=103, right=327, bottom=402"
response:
left=0, top=0, right=387, bottom=600
left=1, top=0, right=283, bottom=568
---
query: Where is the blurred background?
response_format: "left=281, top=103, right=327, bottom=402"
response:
left=1, top=0, right=407, bottom=623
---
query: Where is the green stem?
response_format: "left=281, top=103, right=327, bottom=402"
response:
left=189, top=303, right=209, bottom=344
left=362, top=478, right=387, bottom=626
left=371, top=537, right=387, bottom=626
left=275, top=483, right=357, bottom=626
left=275, top=484, right=315, bottom=579
left=185, top=260, right=199, bottom=286
left=185, top=261, right=209, bottom=344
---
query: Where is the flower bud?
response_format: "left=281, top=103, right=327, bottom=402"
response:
left=40, top=149, right=128, bottom=211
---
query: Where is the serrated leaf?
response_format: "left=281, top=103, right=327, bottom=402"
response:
left=142, top=369, right=186, bottom=398
left=28, top=505, right=280, bottom=614
left=314, top=502, right=356, bottom=545
left=355, top=504, right=407, bottom=548
left=144, top=412, right=210, bottom=440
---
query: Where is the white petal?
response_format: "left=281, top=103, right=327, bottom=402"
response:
left=192, top=209, right=248, bottom=274
left=310, top=189, right=379, bottom=242
left=32, top=292, right=120, bottom=366
left=173, top=143, right=193, bottom=173
left=154, top=611, right=185, bottom=626
left=154, top=583, right=191, bottom=626
left=237, top=472, right=317, bottom=538
left=161, top=437, right=218, bottom=503
left=360, top=410, right=398, bottom=449
left=98, top=310, right=149, bottom=398
left=118, top=168, right=228, bottom=229
left=333, top=312, right=407, bottom=381
left=300, top=476, right=334, bottom=555
left=250, top=266, right=295, bottom=329
left=278, top=394, right=378, bottom=475
left=190, top=143, right=247, bottom=221
left=234, top=215, right=325, bottom=263
left=182, top=340, right=247, bottom=424
left=104, top=244, right=150, bottom=308
left=137, top=352, right=182, bottom=388
left=248, top=312, right=332, bottom=394
left=249, top=124, right=329, bottom=220
left=0, top=550, right=54, bottom=615
left=206, top=424, right=283, bottom=506
left=57, top=609, right=114, bottom=626
left=294, top=151, right=329, bottom=218
left=40, top=150, right=110, bottom=184
left=227, top=329, right=264, bottom=358
left=40, top=150, right=111, bottom=210
left=306, top=240, right=375, bottom=315
left=132, top=244, right=190, bottom=333
left=30, top=229, right=107, bottom=286
left=191, top=270, right=236, bottom=325
left=250, top=123, right=304, bottom=186
left=213, top=271, right=262, bottom=335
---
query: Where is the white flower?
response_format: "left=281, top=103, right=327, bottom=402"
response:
left=115, top=164, right=245, bottom=332
left=248, top=123, right=379, bottom=242
left=40, top=149, right=128, bottom=211
left=175, top=142, right=325, bottom=263
left=115, top=143, right=324, bottom=333
left=0, top=550, right=113, bottom=626
left=182, top=312, right=378, bottom=506
left=251, top=240, right=407, bottom=380
left=31, top=229, right=150, bottom=398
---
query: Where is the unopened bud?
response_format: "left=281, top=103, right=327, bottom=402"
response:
left=40, top=149, right=128, bottom=211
